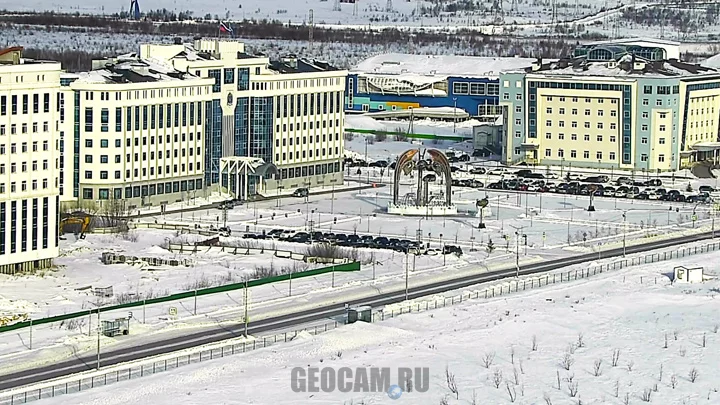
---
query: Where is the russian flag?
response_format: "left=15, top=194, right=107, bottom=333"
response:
left=219, top=22, right=233, bottom=34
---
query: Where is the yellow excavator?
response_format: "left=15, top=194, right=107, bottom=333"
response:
left=59, top=213, right=92, bottom=239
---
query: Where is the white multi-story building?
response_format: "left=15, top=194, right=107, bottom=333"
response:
left=0, top=47, right=61, bottom=274
left=141, top=39, right=348, bottom=195
left=59, top=56, right=214, bottom=209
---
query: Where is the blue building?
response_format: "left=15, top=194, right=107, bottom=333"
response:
left=346, top=53, right=536, bottom=119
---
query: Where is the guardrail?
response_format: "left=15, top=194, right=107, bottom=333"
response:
left=0, top=320, right=343, bottom=405
left=167, top=243, right=351, bottom=264
left=1, top=240, right=718, bottom=404
left=0, top=261, right=360, bottom=334
left=375, top=240, right=720, bottom=321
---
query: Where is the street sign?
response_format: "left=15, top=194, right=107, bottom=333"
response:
left=169, top=307, right=178, bottom=317
left=542, top=232, right=546, bottom=240
left=692, top=214, right=698, bottom=221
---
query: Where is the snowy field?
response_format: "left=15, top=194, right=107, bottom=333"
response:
left=36, top=246, right=720, bottom=405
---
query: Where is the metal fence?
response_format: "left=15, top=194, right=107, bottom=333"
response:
left=3, top=240, right=719, bottom=404
left=375, top=239, right=720, bottom=322
left=0, top=320, right=342, bottom=405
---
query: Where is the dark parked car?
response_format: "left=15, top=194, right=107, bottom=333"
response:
left=292, top=188, right=309, bottom=197
left=699, top=185, right=715, bottom=193
left=369, top=160, right=388, bottom=168
left=646, top=179, right=663, bottom=187
left=470, top=167, right=486, bottom=175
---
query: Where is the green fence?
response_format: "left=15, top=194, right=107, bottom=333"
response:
left=0, top=261, right=360, bottom=334
left=345, top=128, right=467, bottom=142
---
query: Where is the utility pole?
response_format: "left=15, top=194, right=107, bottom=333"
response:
left=510, top=225, right=525, bottom=277
left=404, top=251, right=409, bottom=301
left=622, top=211, right=627, bottom=257
left=243, top=278, right=249, bottom=338
left=96, top=310, right=101, bottom=369
left=308, top=9, right=314, bottom=54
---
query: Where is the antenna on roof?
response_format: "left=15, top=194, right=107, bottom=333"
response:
left=308, top=9, right=314, bottom=54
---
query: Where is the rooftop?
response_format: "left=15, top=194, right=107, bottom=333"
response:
left=268, top=56, right=339, bottom=74
left=521, top=55, right=718, bottom=78
left=69, top=55, right=202, bottom=84
left=0, top=46, right=60, bottom=68
left=352, top=53, right=537, bottom=78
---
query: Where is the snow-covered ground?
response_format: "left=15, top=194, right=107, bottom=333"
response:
left=36, top=245, right=720, bottom=405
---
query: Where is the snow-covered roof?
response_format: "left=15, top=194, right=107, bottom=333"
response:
left=701, top=53, right=720, bottom=69
left=72, top=56, right=202, bottom=84
left=519, top=57, right=718, bottom=78
left=353, top=53, right=537, bottom=78
left=587, top=37, right=680, bottom=47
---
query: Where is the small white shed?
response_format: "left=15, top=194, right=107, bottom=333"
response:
left=673, top=266, right=704, bottom=283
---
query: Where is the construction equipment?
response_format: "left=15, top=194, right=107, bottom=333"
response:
left=59, top=213, right=92, bottom=239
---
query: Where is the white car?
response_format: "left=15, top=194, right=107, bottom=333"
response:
left=614, top=190, right=628, bottom=198
left=488, top=168, right=507, bottom=176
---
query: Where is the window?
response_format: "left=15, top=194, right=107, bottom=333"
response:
left=571, top=134, right=577, bottom=141
left=487, top=83, right=499, bottom=95
left=452, top=82, right=469, bottom=94
left=597, top=123, right=603, bottom=129
left=558, top=133, right=565, bottom=140
left=584, top=109, right=591, bottom=116
left=572, top=121, right=578, bottom=128
left=659, top=138, right=666, bottom=144
left=641, top=124, right=648, bottom=131
left=224, top=68, right=235, bottom=84
left=584, top=122, right=591, bottom=129
left=571, top=109, right=578, bottom=115
left=656, top=99, right=663, bottom=106
left=583, top=150, right=590, bottom=159
left=644, top=85, right=652, bottom=94
left=610, top=135, right=616, bottom=142
left=611, top=110, right=617, bottom=117
left=558, top=149, right=564, bottom=157
left=515, top=106, right=522, bottom=113
left=597, top=135, right=603, bottom=142
left=546, top=120, right=552, bottom=127
left=659, top=112, right=667, bottom=119
left=641, top=154, right=648, bottom=162
left=514, top=131, right=521, bottom=138
left=514, top=147, right=520, bottom=155
left=85, top=107, right=93, bottom=132
left=596, top=151, right=602, bottom=159
left=641, top=137, right=648, bottom=144
left=584, top=134, right=590, bottom=141
left=570, top=150, right=577, bottom=158
left=43, top=93, right=49, bottom=112
left=545, top=133, right=552, bottom=139
left=659, top=125, right=666, bottom=131
left=559, top=108, right=565, bottom=114
left=597, top=110, right=604, bottom=117
left=469, top=83, right=485, bottom=95
left=545, top=148, right=551, bottom=157
left=546, top=107, right=552, bottom=114
left=642, top=99, right=649, bottom=106
left=503, top=93, right=509, bottom=100
left=559, top=121, right=565, bottom=127
left=658, top=154, right=665, bottom=162
left=609, top=152, right=616, bottom=160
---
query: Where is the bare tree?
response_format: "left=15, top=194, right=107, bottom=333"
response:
left=640, top=388, right=652, bottom=402
left=626, top=360, right=635, bottom=372
left=531, top=334, right=538, bottom=351
left=560, top=352, right=575, bottom=371
left=611, top=348, right=621, bottom=367
left=445, top=366, right=458, bottom=399
left=593, top=359, right=603, bottom=376
left=512, top=367, right=520, bottom=385
left=576, top=332, right=585, bottom=348
left=509, top=345, right=515, bottom=364
left=491, top=368, right=503, bottom=389
left=670, top=374, right=678, bottom=389
left=673, top=330, right=679, bottom=340
left=658, top=364, right=663, bottom=382
left=519, top=360, right=524, bottom=374
left=702, top=333, right=706, bottom=348
left=713, top=324, right=718, bottom=334
left=623, top=392, right=630, bottom=405
left=439, top=395, right=450, bottom=405
left=470, top=390, right=477, bottom=405
left=543, top=393, right=553, bottom=405
left=688, top=367, right=699, bottom=383
left=505, top=382, right=517, bottom=402
left=664, top=333, right=668, bottom=349
left=556, top=370, right=561, bottom=390
left=482, top=351, right=496, bottom=368
left=568, top=380, right=579, bottom=397
left=614, top=380, right=620, bottom=397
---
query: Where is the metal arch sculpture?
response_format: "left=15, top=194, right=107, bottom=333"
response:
left=392, top=148, right=452, bottom=207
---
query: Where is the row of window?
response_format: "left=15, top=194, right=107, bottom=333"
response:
left=643, top=85, right=680, bottom=95
left=276, top=92, right=343, bottom=119
left=542, top=120, right=619, bottom=129
left=82, top=179, right=203, bottom=200
left=82, top=161, right=200, bottom=180
left=0, top=160, right=51, bottom=173
left=79, top=87, right=207, bottom=102
left=276, top=162, right=341, bottom=180
left=0, top=198, right=52, bottom=256
left=452, top=82, right=500, bottom=96
left=543, top=107, right=618, bottom=116
left=0, top=178, right=53, bottom=193
left=689, top=107, right=716, bottom=116
left=515, top=148, right=672, bottom=164
left=276, top=119, right=341, bottom=134
left=0, top=141, right=51, bottom=154
left=275, top=133, right=341, bottom=147
left=0, top=121, right=51, bottom=135
left=518, top=132, right=671, bottom=145
left=0, top=94, right=51, bottom=116
left=81, top=103, right=203, bottom=133
left=83, top=132, right=202, bottom=150
left=275, top=147, right=341, bottom=162
left=83, top=147, right=201, bottom=165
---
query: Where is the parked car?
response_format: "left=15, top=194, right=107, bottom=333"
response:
left=292, top=188, right=309, bottom=197
left=699, top=185, right=715, bottom=193
left=469, top=167, right=486, bottom=175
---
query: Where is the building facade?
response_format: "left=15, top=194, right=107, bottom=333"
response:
left=141, top=39, right=348, bottom=194
left=346, top=53, right=536, bottom=119
left=59, top=57, right=214, bottom=210
left=0, top=47, right=61, bottom=273
left=501, top=41, right=720, bottom=172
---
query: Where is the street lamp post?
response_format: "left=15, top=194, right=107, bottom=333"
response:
left=453, top=98, right=458, bottom=133
left=404, top=251, right=409, bottom=301
left=440, top=233, right=445, bottom=266
left=622, top=211, right=627, bottom=257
